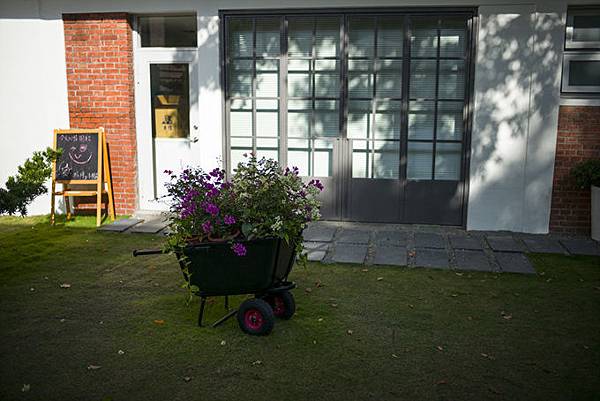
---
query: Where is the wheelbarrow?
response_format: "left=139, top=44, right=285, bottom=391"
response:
left=133, top=237, right=297, bottom=335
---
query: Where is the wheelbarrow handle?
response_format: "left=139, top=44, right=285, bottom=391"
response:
left=133, top=248, right=164, bottom=257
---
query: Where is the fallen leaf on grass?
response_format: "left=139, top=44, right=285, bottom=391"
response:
left=331, top=303, right=338, bottom=308
left=377, top=277, right=384, bottom=281
left=60, top=283, right=71, bottom=289
left=183, top=376, right=192, bottom=382
left=87, top=365, right=102, bottom=370
left=21, top=384, right=30, bottom=392
left=408, top=304, right=414, bottom=309
left=451, top=294, right=458, bottom=297
left=480, top=353, right=495, bottom=360
left=361, top=268, right=369, bottom=273
left=153, top=320, right=165, bottom=325
left=315, top=280, right=323, bottom=288
left=305, top=288, right=313, bottom=294
left=455, top=272, right=464, bottom=276
left=220, top=340, right=226, bottom=346
left=30, top=287, right=35, bottom=292
left=252, top=360, right=262, bottom=366
left=59, top=318, right=66, bottom=323
left=117, top=350, right=125, bottom=355
left=500, top=311, right=512, bottom=320
left=347, top=329, right=353, bottom=335
left=318, top=318, right=323, bottom=322
left=436, top=380, right=448, bottom=385
left=436, top=345, right=444, bottom=351
left=391, top=354, right=398, bottom=358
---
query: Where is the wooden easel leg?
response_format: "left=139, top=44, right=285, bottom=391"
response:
left=103, top=135, right=116, bottom=221
left=64, top=185, right=71, bottom=221
left=50, top=182, right=56, bottom=226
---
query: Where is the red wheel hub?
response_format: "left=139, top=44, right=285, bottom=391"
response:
left=244, top=309, right=264, bottom=330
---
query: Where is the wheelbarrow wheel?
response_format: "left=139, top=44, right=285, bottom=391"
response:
left=264, top=290, right=295, bottom=320
left=237, top=298, right=274, bottom=336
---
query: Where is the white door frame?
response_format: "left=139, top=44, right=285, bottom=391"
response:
left=133, top=31, right=200, bottom=211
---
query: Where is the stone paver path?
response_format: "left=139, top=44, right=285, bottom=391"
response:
left=100, top=215, right=600, bottom=274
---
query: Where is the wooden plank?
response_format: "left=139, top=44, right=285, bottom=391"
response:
left=103, top=131, right=116, bottom=221
left=54, top=190, right=106, bottom=196
left=96, top=127, right=104, bottom=227
left=50, top=129, right=57, bottom=225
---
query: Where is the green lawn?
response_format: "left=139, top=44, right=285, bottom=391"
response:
left=0, top=216, right=599, bottom=401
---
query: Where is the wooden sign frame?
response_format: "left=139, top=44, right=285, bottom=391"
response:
left=50, top=128, right=116, bottom=227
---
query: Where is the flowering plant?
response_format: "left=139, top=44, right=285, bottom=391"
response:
left=163, top=155, right=322, bottom=263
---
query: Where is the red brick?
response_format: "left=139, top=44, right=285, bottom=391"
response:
left=63, top=12, right=137, bottom=215
left=550, top=106, right=600, bottom=235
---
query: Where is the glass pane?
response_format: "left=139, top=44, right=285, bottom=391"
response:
left=314, top=139, right=334, bottom=177
left=373, top=140, right=400, bottom=179
left=437, top=101, right=463, bottom=140
left=256, top=18, right=280, bottom=57
left=408, top=100, right=434, bottom=140
left=230, top=99, right=252, bottom=137
left=288, top=100, right=311, bottom=138
left=140, top=15, right=197, bottom=48
left=227, top=18, right=252, bottom=57
left=411, top=18, right=438, bottom=58
left=288, top=138, right=310, bottom=176
left=288, top=18, right=313, bottom=57
left=315, top=17, right=340, bottom=57
left=313, top=100, right=339, bottom=137
left=438, top=60, right=465, bottom=99
left=231, top=149, right=251, bottom=172
left=569, top=60, right=600, bottom=86
left=256, top=137, right=279, bottom=161
left=435, top=142, right=461, bottom=180
left=572, top=14, right=600, bottom=42
left=256, top=59, right=279, bottom=97
left=315, top=60, right=339, bottom=97
left=375, top=101, right=401, bottom=140
left=348, top=60, right=374, bottom=98
left=378, top=17, right=404, bottom=57
left=150, top=64, right=190, bottom=138
left=440, top=18, right=466, bottom=58
left=348, top=17, right=375, bottom=58
left=256, top=99, right=279, bottom=137
left=409, top=60, right=436, bottom=99
left=288, top=59, right=311, bottom=97
left=229, top=60, right=253, bottom=97
left=352, top=140, right=371, bottom=178
left=230, top=137, right=252, bottom=147
left=376, top=59, right=402, bottom=98
left=347, top=100, right=372, bottom=139
left=407, top=142, right=433, bottom=180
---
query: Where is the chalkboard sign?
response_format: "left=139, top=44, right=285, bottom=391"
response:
left=54, top=131, right=100, bottom=182
left=51, top=128, right=115, bottom=227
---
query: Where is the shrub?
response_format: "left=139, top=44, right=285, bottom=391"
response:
left=0, top=148, right=60, bottom=216
left=571, top=159, right=600, bottom=189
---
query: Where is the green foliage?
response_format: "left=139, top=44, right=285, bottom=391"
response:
left=0, top=148, right=60, bottom=216
left=571, top=159, right=600, bottom=189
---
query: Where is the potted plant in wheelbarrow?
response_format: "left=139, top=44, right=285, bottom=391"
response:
left=134, top=155, right=323, bottom=335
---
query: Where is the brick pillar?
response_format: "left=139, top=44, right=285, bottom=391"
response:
left=63, top=13, right=137, bottom=215
left=550, top=106, right=600, bottom=235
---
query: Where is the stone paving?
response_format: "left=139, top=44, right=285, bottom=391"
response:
left=101, top=216, right=600, bottom=274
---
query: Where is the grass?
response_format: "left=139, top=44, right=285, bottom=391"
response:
left=0, top=216, right=599, bottom=401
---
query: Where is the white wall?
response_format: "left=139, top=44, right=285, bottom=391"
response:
left=0, top=0, right=70, bottom=216
left=0, top=0, right=587, bottom=232
left=467, top=2, right=566, bottom=232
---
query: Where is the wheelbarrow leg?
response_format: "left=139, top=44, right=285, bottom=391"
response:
left=198, top=296, right=207, bottom=327
left=224, top=296, right=229, bottom=311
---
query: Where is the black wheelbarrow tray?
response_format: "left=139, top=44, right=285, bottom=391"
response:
left=133, top=237, right=297, bottom=335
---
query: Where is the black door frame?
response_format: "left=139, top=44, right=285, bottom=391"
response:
left=220, top=7, right=478, bottom=227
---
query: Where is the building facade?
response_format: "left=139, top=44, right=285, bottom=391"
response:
left=1, top=0, right=599, bottom=234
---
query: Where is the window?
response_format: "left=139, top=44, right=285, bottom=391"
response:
left=224, top=12, right=471, bottom=181
left=139, top=14, right=197, bottom=47
left=562, top=7, right=600, bottom=94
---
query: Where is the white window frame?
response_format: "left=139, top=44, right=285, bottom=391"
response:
left=561, top=53, right=600, bottom=93
left=565, top=8, right=600, bottom=50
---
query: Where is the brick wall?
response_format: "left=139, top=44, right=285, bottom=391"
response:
left=550, top=106, right=600, bottom=234
left=63, top=13, right=137, bottom=215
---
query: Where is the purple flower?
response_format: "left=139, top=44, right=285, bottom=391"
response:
left=231, top=242, right=246, bottom=256
left=202, top=202, right=220, bottom=216
left=201, top=221, right=212, bottom=234
left=223, top=215, right=236, bottom=225
left=309, top=179, right=324, bottom=191
left=164, top=169, right=173, bottom=175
